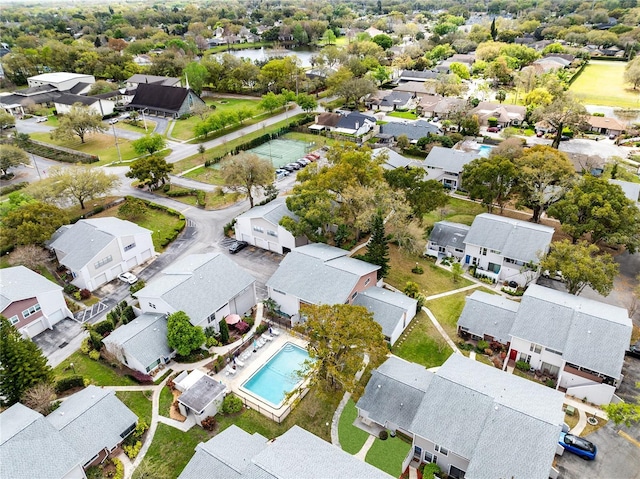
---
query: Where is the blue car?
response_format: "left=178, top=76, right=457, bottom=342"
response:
left=559, top=432, right=597, bottom=460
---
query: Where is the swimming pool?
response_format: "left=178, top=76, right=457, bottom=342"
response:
left=477, top=144, right=495, bottom=157
left=241, top=343, right=310, bottom=408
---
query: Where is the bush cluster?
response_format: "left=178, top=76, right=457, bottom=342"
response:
left=55, top=375, right=85, bottom=393
left=255, top=323, right=268, bottom=335
left=0, top=181, right=28, bottom=196
left=201, top=416, right=217, bottom=431
left=123, top=441, right=142, bottom=459
left=221, top=394, right=243, bottom=414
left=124, top=196, right=186, bottom=247
left=19, top=139, right=98, bottom=164
left=127, top=370, right=153, bottom=384
left=516, top=360, right=531, bottom=372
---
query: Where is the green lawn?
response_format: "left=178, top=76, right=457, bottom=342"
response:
left=115, top=391, right=153, bottom=425
left=392, top=311, right=454, bottom=368
left=570, top=60, right=640, bottom=108
left=425, top=289, right=493, bottom=340
left=365, top=435, right=412, bottom=477
left=170, top=97, right=263, bottom=141
left=29, top=131, right=141, bottom=166
left=387, top=110, right=418, bottom=120
left=338, top=399, right=370, bottom=454
left=132, top=423, right=210, bottom=479
left=153, top=183, right=242, bottom=209
left=115, top=119, right=157, bottom=134
left=54, top=351, right=136, bottom=387
left=423, top=196, right=486, bottom=228
left=158, top=386, right=173, bottom=418
left=385, top=245, right=473, bottom=297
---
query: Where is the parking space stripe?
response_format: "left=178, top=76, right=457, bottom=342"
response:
left=618, top=430, right=640, bottom=449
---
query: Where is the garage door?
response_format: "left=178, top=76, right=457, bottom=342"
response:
left=141, top=249, right=152, bottom=260
left=127, top=257, right=137, bottom=268
left=230, top=287, right=255, bottom=316
left=48, top=309, right=65, bottom=324
left=255, top=238, right=268, bottom=250
left=242, top=233, right=252, bottom=243
left=268, top=242, right=282, bottom=254
left=25, top=319, right=46, bottom=338
left=94, top=273, right=108, bottom=288
left=111, top=264, right=123, bottom=276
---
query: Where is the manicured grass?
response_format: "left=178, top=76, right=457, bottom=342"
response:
left=338, top=399, right=370, bottom=454
left=115, top=119, right=157, bottom=134
left=392, top=311, right=453, bottom=368
left=54, top=351, right=136, bottom=387
left=365, top=435, right=412, bottom=477
left=182, top=165, right=225, bottom=185
left=173, top=114, right=309, bottom=173
left=171, top=97, right=262, bottom=141
left=132, top=423, right=210, bottom=479
left=29, top=131, right=140, bottom=166
left=474, top=353, right=495, bottom=367
left=580, top=418, right=606, bottom=437
left=425, top=289, right=481, bottom=340
left=385, top=245, right=473, bottom=297
left=570, top=60, right=640, bottom=108
left=387, top=110, right=418, bottom=120
left=564, top=408, right=579, bottom=431
left=115, top=391, right=153, bottom=425
left=153, top=184, right=242, bottom=210
left=158, top=386, right=173, bottom=418
left=423, top=196, right=486, bottom=228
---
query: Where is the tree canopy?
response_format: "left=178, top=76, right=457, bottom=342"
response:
left=0, top=201, right=68, bottom=249
left=532, top=94, right=588, bottom=149
left=51, top=103, right=107, bottom=144
left=126, top=156, right=173, bottom=190
left=462, top=155, right=517, bottom=214
left=219, top=152, right=275, bottom=208
left=166, top=311, right=205, bottom=357
left=132, top=133, right=167, bottom=156
left=0, top=145, right=28, bottom=177
left=294, top=303, right=388, bottom=399
left=383, top=166, right=448, bottom=221
left=0, top=316, right=52, bottom=406
left=47, top=166, right=119, bottom=209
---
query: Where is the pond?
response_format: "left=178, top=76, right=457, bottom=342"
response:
left=215, top=47, right=317, bottom=68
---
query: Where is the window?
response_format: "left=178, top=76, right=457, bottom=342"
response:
left=207, top=313, right=216, bottom=324
left=253, top=226, right=264, bottom=233
left=351, top=291, right=358, bottom=299
left=480, top=247, right=487, bottom=256
left=148, top=302, right=156, bottom=309
left=519, top=353, right=531, bottom=363
left=273, top=289, right=286, bottom=295
left=364, top=278, right=370, bottom=287
left=435, top=444, right=448, bottom=456
left=488, top=262, right=500, bottom=274
left=505, top=257, right=524, bottom=266
left=490, top=249, right=500, bottom=254
left=123, top=242, right=136, bottom=252
left=94, top=255, right=113, bottom=269
left=9, top=315, right=19, bottom=325
left=541, top=362, right=560, bottom=377
left=530, top=343, right=542, bottom=354
left=546, top=347, right=562, bottom=355
left=120, top=422, right=136, bottom=439
left=267, top=230, right=278, bottom=237
left=22, top=304, right=41, bottom=318
left=423, top=451, right=436, bottom=463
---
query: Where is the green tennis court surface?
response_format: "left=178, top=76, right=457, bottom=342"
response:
left=248, top=139, right=313, bottom=167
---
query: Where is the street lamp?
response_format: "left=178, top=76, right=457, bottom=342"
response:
left=31, top=152, right=41, bottom=180
left=112, top=124, right=123, bottom=163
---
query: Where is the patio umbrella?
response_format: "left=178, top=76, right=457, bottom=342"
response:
left=225, top=314, right=241, bottom=325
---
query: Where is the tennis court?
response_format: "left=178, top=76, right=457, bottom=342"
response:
left=248, top=139, right=313, bottom=168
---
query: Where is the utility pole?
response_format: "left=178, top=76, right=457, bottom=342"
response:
left=112, top=124, right=122, bottom=163
left=31, top=152, right=41, bottom=180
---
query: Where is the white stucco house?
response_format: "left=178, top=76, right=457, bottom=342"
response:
left=48, top=218, right=155, bottom=292
left=457, top=284, right=633, bottom=405
left=234, top=198, right=308, bottom=254
left=352, top=287, right=417, bottom=345
left=0, top=266, right=73, bottom=338
left=425, top=221, right=470, bottom=260
left=102, top=312, right=175, bottom=374
left=134, top=253, right=256, bottom=331
left=175, top=370, right=227, bottom=427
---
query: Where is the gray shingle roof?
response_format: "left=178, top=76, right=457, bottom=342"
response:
left=356, top=356, right=432, bottom=431
left=49, top=218, right=152, bottom=270
left=353, top=287, right=416, bottom=339
left=399, top=70, right=438, bottom=81
left=47, top=386, right=138, bottom=465
left=372, top=147, right=416, bottom=170
left=0, top=265, right=63, bottom=312
left=379, top=91, right=413, bottom=108
left=126, top=74, right=181, bottom=86
left=457, top=291, right=518, bottom=344
left=380, top=120, right=441, bottom=140
left=134, top=253, right=256, bottom=326
left=54, top=93, right=99, bottom=106
left=178, top=425, right=267, bottom=479
left=423, top=146, right=480, bottom=174
left=266, top=245, right=378, bottom=305
left=102, top=313, right=172, bottom=371
left=336, top=111, right=376, bottom=130
left=463, top=213, right=554, bottom=263
left=0, top=403, right=83, bottom=479
left=178, top=376, right=226, bottom=413
left=428, top=221, right=470, bottom=250
left=235, top=197, right=299, bottom=225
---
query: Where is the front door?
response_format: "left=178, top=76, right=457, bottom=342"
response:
left=509, top=349, right=518, bottom=361
left=413, top=446, right=422, bottom=459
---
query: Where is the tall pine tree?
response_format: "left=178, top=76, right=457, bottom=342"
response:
left=0, top=316, right=52, bottom=406
left=366, top=211, right=390, bottom=280
left=490, top=18, right=498, bottom=41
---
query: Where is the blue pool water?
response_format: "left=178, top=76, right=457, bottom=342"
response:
left=477, top=145, right=495, bottom=157
left=241, top=343, right=309, bottom=407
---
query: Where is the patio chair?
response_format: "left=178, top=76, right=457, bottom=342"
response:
left=271, top=328, right=281, bottom=336
left=235, top=359, right=245, bottom=368
left=257, top=338, right=266, bottom=347
left=225, top=366, right=236, bottom=376
left=263, top=334, right=274, bottom=341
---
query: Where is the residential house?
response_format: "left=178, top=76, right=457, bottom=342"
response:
left=425, top=221, right=470, bottom=260
left=378, top=119, right=441, bottom=143
left=125, top=74, right=182, bottom=89
left=175, top=370, right=227, bottom=426
left=0, top=403, right=85, bottom=479
left=48, top=218, right=155, bottom=292
left=266, top=243, right=379, bottom=320
left=0, top=266, right=72, bottom=338
left=127, top=83, right=206, bottom=118
left=357, top=354, right=565, bottom=479
left=457, top=284, right=632, bottom=405
left=132, top=54, right=153, bottom=67
left=365, top=26, right=385, bottom=37
left=394, top=81, right=437, bottom=99
left=531, top=55, right=574, bottom=72
left=434, top=53, right=476, bottom=74
left=334, top=111, right=377, bottom=137
left=610, top=179, right=640, bottom=206
left=369, top=91, right=414, bottom=112
left=27, top=72, right=96, bottom=91
left=178, top=424, right=393, bottom=479
left=565, top=152, right=605, bottom=176
left=134, top=253, right=256, bottom=331
left=372, top=147, right=419, bottom=170
left=352, top=287, right=417, bottom=345
left=234, top=198, right=308, bottom=254
left=398, top=70, right=439, bottom=83
left=462, top=213, right=554, bottom=285
left=0, top=84, right=61, bottom=117
left=102, top=312, right=174, bottom=374
left=426, top=97, right=467, bottom=120
left=469, top=101, right=526, bottom=126
left=47, top=386, right=138, bottom=468
left=585, top=115, right=626, bottom=136
left=309, top=112, right=342, bottom=132
left=53, top=93, right=115, bottom=117
left=422, top=146, right=480, bottom=190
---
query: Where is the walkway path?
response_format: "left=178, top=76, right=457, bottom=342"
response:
left=354, top=435, right=376, bottom=461
left=421, top=305, right=462, bottom=355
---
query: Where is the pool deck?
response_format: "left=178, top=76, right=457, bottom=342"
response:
left=210, top=331, right=309, bottom=421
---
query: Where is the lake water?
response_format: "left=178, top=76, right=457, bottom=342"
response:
left=215, top=47, right=316, bottom=68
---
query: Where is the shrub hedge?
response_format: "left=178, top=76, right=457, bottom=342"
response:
left=55, top=375, right=85, bottom=393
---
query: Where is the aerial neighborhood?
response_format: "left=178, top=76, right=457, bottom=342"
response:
left=2, top=1, right=640, bottom=479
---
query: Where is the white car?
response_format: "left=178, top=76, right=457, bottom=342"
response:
left=118, top=272, right=138, bottom=284
left=35, top=116, right=48, bottom=123
left=108, top=118, right=119, bottom=125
